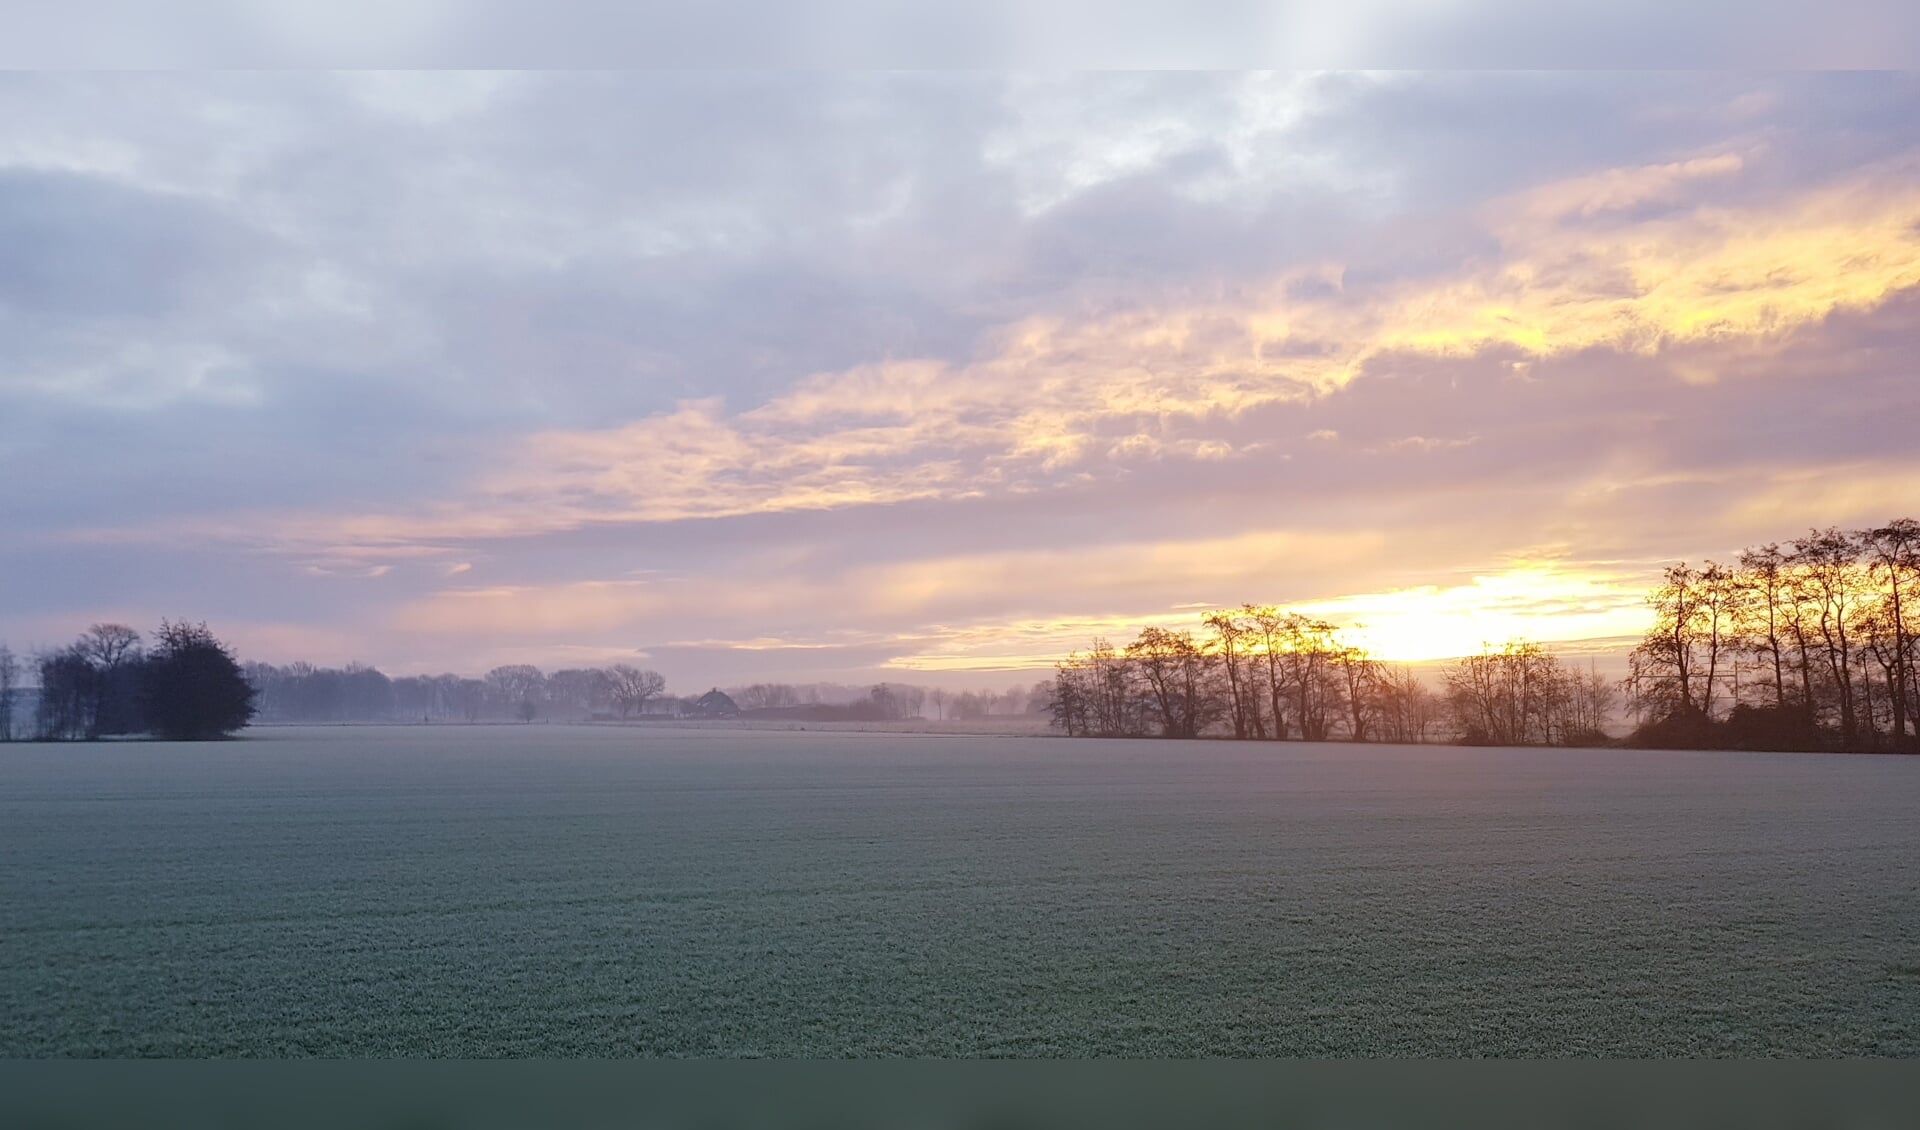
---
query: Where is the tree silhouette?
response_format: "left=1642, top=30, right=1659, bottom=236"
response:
left=143, top=620, right=256, bottom=740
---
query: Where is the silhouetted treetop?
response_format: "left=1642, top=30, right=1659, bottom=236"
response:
left=144, top=620, right=256, bottom=740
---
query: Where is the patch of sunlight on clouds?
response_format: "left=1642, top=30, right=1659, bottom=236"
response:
left=128, top=150, right=1920, bottom=554
left=879, top=565, right=1654, bottom=675
left=1725, top=461, right=1920, bottom=531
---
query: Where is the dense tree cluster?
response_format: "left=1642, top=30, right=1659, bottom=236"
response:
left=1441, top=642, right=1616, bottom=747
left=1047, top=609, right=1443, bottom=742
left=6, top=621, right=255, bottom=741
left=1624, top=521, right=1919, bottom=751
left=1047, top=617, right=1615, bottom=747
left=1047, top=518, right=1919, bottom=752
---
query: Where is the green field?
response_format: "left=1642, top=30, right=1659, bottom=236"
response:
left=3, top=725, right=1917, bottom=1056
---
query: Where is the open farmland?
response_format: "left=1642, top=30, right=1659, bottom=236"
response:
left=3, top=725, right=1918, bottom=1057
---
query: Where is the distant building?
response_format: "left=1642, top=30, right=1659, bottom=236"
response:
left=691, top=688, right=739, bottom=718
left=638, top=697, right=684, bottom=719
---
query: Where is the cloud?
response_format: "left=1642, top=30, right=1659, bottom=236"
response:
left=6, top=73, right=1920, bottom=685
left=193, top=149, right=1920, bottom=553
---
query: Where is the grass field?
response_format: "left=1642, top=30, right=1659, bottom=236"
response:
left=3, top=725, right=1917, bottom=1056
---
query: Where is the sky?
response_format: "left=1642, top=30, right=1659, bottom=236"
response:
left=3, top=71, right=1919, bottom=688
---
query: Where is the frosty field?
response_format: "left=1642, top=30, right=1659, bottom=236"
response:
left=3, top=725, right=1918, bottom=1057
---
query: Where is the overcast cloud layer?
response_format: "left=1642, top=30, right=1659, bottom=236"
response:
left=4, top=72, right=1918, bottom=686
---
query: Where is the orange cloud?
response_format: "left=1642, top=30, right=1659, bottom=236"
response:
left=85, top=152, right=1920, bottom=558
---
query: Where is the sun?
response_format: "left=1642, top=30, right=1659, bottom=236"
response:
left=1301, top=566, right=1652, bottom=663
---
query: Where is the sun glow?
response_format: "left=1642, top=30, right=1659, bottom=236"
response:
left=1300, top=566, right=1653, bottom=663
left=872, top=565, right=1658, bottom=676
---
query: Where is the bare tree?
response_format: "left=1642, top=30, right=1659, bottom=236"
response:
left=1737, top=544, right=1794, bottom=712
left=1126, top=626, right=1208, bottom=738
left=485, top=664, right=547, bottom=723
left=1791, top=529, right=1866, bottom=749
left=1203, top=611, right=1259, bottom=739
left=738, top=683, right=801, bottom=711
left=1445, top=641, right=1579, bottom=745
left=1049, top=656, right=1093, bottom=737
left=1332, top=645, right=1382, bottom=741
left=608, top=664, right=666, bottom=718
left=1695, top=562, right=1747, bottom=720
left=1245, top=605, right=1289, bottom=741
left=74, top=623, right=145, bottom=736
left=1628, top=563, right=1707, bottom=721
left=1373, top=665, right=1439, bottom=744
left=1085, top=637, right=1139, bottom=737
left=1860, top=518, right=1919, bottom=749
left=457, top=678, right=486, bottom=722
left=35, top=647, right=98, bottom=741
left=1278, top=614, right=1341, bottom=742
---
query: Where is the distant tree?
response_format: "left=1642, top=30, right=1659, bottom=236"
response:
left=608, top=664, right=666, bottom=718
left=35, top=648, right=98, bottom=740
left=1791, top=529, right=1867, bottom=748
left=1244, top=605, right=1290, bottom=742
left=868, top=683, right=904, bottom=721
left=547, top=668, right=615, bottom=719
left=1563, top=659, right=1618, bottom=745
left=1736, top=544, right=1795, bottom=714
left=75, top=623, right=145, bottom=737
left=1048, top=656, right=1093, bottom=737
left=1627, top=563, right=1711, bottom=723
left=1203, top=611, right=1257, bottom=739
left=1126, top=626, right=1207, bottom=738
left=1278, top=614, right=1341, bottom=741
left=143, top=621, right=256, bottom=740
left=1373, top=665, right=1439, bottom=744
left=339, top=663, right=395, bottom=721
left=485, top=664, right=546, bottom=722
left=928, top=688, right=948, bottom=719
left=456, top=678, right=486, bottom=722
left=738, top=683, right=801, bottom=711
left=943, top=691, right=980, bottom=720
left=1081, top=637, right=1143, bottom=737
left=1859, top=519, right=1919, bottom=749
left=1332, top=645, right=1382, bottom=741
left=1444, top=641, right=1569, bottom=746
left=0, top=644, right=15, bottom=742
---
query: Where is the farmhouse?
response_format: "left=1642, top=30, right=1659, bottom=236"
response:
left=691, top=688, right=739, bottom=718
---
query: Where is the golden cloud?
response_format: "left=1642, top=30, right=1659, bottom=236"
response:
left=100, top=152, right=1920, bottom=556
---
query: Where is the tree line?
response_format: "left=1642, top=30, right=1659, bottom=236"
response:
left=0, top=634, right=1056, bottom=737
left=1043, top=610, right=1603, bottom=744
left=1045, top=518, right=1918, bottom=753
left=239, top=667, right=1040, bottom=725
left=736, top=681, right=1046, bottom=720
left=1623, top=520, right=1918, bottom=752
left=1, top=622, right=256, bottom=741
left=243, top=662, right=670, bottom=723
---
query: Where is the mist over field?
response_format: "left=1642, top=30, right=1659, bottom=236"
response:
left=5, top=726, right=1917, bottom=1057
